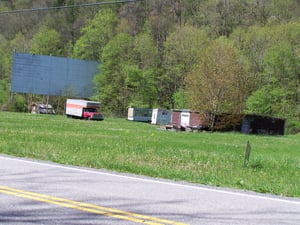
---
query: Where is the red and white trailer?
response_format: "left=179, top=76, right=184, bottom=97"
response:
left=66, top=99, right=104, bottom=121
left=169, top=109, right=209, bottom=131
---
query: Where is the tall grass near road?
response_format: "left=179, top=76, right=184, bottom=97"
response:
left=0, top=112, right=299, bottom=197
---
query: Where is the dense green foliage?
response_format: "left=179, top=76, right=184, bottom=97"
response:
left=0, top=0, right=299, bottom=129
left=0, top=112, right=299, bottom=197
left=185, top=37, right=252, bottom=128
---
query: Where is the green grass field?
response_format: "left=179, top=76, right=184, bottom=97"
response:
left=0, top=111, right=299, bottom=197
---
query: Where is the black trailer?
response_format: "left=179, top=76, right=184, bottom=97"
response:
left=241, top=114, right=285, bottom=135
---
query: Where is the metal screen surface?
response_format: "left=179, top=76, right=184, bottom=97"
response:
left=10, top=52, right=100, bottom=98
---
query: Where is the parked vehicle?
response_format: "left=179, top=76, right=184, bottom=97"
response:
left=169, top=109, right=209, bottom=131
left=127, top=107, right=152, bottom=122
left=65, top=99, right=104, bottom=121
left=31, top=103, right=55, bottom=114
left=151, top=109, right=172, bottom=125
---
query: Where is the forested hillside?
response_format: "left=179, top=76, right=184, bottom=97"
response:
left=0, top=0, right=299, bottom=132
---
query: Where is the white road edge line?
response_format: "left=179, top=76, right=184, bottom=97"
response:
left=1, top=154, right=299, bottom=205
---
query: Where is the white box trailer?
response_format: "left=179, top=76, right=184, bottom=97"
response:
left=66, top=99, right=104, bottom=121
left=127, top=107, right=152, bottom=122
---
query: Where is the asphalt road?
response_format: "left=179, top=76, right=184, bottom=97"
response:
left=0, top=154, right=299, bottom=225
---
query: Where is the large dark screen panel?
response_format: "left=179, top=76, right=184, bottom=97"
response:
left=10, top=52, right=100, bottom=98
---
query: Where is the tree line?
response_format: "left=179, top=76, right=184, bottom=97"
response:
left=0, top=0, right=299, bottom=132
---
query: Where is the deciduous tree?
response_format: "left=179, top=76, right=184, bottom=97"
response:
left=246, top=42, right=299, bottom=118
left=185, top=37, right=252, bottom=129
left=30, top=26, right=62, bottom=56
left=161, top=25, right=209, bottom=108
left=93, top=33, right=134, bottom=116
left=73, top=8, right=117, bottom=61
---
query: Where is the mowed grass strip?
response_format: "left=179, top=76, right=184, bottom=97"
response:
left=0, top=111, right=299, bottom=197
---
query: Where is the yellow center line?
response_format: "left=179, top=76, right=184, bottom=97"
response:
left=0, top=186, right=188, bottom=225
